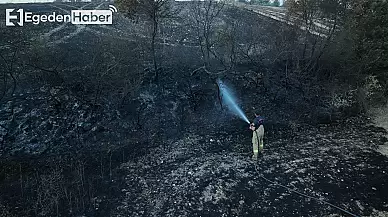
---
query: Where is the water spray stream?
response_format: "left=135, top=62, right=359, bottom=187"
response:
left=217, top=79, right=250, bottom=124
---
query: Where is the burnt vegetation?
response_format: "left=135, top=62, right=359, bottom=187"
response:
left=0, top=0, right=388, bottom=216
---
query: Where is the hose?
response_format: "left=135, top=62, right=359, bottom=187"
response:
left=253, top=163, right=360, bottom=217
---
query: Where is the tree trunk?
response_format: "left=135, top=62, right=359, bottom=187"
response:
left=152, top=15, right=158, bottom=81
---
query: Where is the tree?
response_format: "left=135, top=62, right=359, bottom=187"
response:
left=190, top=0, right=225, bottom=71
left=117, top=0, right=176, bottom=81
left=348, top=0, right=388, bottom=101
left=286, top=0, right=349, bottom=75
left=286, top=0, right=388, bottom=109
left=116, top=0, right=140, bottom=18
left=254, top=0, right=270, bottom=5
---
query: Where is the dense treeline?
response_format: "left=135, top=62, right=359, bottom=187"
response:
left=287, top=0, right=388, bottom=108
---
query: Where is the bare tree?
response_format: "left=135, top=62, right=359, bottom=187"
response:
left=190, top=0, right=225, bottom=71
left=118, top=0, right=177, bottom=81
left=0, top=49, right=18, bottom=105
left=142, top=0, right=176, bottom=80
left=286, top=0, right=347, bottom=74
left=116, top=0, right=140, bottom=18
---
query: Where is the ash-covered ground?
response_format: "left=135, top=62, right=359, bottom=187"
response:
left=113, top=119, right=388, bottom=217
left=0, top=1, right=388, bottom=217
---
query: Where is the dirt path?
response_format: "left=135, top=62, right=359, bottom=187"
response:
left=231, top=3, right=331, bottom=38
left=42, top=2, right=106, bottom=46
left=43, top=2, right=92, bottom=38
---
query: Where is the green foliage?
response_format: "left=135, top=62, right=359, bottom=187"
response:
left=287, top=0, right=388, bottom=105
left=349, top=0, right=388, bottom=99
left=252, top=0, right=270, bottom=5
left=272, top=0, right=280, bottom=7
left=115, top=0, right=139, bottom=17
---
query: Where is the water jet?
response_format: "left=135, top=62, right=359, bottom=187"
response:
left=217, top=79, right=250, bottom=124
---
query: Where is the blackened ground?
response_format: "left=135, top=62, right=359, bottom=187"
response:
left=115, top=119, right=388, bottom=217
left=0, top=2, right=388, bottom=217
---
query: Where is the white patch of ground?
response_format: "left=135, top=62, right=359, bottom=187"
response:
left=366, top=209, right=388, bottom=217
left=377, top=145, right=388, bottom=157
left=371, top=106, right=388, bottom=132
left=370, top=105, right=388, bottom=157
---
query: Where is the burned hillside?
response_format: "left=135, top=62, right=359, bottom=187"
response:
left=0, top=0, right=388, bottom=216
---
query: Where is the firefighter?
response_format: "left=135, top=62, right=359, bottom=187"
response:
left=250, top=113, right=264, bottom=160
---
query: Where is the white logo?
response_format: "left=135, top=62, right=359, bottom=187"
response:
left=5, top=5, right=118, bottom=27
left=5, top=9, right=24, bottom=26
left=109, top=5, right=118, bottom=13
